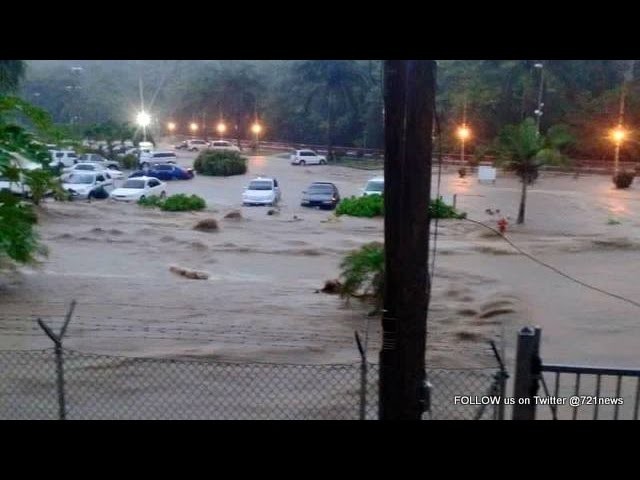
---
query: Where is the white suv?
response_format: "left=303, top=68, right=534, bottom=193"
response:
left=361, top=177, right=384, bottom=196
left=242, top=177, right=281, bottom=206
left=290, top=149, right=327, bottom=166
left=209, top=140, right=240, bottom=152
left=187, top=139, right=209, bottom=152
left=139, top=151, right=178, bottom=168
left=49, top=150, right=78, bottom=169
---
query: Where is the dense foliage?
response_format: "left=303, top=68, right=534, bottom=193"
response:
left=336, top=194, right=466, bottom=219
left=19, top=60, right=640, bottom=163
left=138, top=193, right=206, bottom=211
left=193, top=150, right=247, bottom=176
left=339, top=242, right=384, bottom=310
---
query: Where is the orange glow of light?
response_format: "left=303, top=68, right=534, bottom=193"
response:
left=189, top=122, right=199, bottom=132
left=611, top=127, right=627, bottom=144
left=457, top=125, right=471, bottom=141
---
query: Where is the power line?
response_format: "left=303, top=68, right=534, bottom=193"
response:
left=463, top=217, right=640, bottom=310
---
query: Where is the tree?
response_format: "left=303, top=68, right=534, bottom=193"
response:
left=0, top=61, right=26, bottom=94
left=295, top=61, right=368, bottom=159
left=496, top=118, right=574, bottom=224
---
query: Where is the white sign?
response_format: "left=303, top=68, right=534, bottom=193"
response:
left=478, top=166, right=496, bottom=183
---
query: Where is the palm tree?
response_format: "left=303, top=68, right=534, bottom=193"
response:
left=295, top=61, right=367, bottom=160
left=496, top=118, right=573, bottom=224
left=0, top=60, right=26, bottom=94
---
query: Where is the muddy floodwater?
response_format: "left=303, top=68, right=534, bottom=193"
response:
left=2, top=149, right=640, bottom=370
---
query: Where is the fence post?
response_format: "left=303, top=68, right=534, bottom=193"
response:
left=355, top=331, right=367, bottom=420
left=36, top=300, right=76, bottom=420
left=512, top=326, right=540, bottom=420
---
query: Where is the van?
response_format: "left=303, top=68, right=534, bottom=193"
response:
left=139, top=151, right=178, bottom=168
left=49, top=150, right=78, bottom=169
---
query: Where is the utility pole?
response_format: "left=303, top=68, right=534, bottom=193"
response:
left=379, top=60, right=435, bottom=420
left=614, top=60, right=635, bottom=175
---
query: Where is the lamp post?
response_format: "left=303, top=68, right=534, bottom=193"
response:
left=611, top=126, right=626, bottom=175
left=189, top=122, right=199, bottom=137
left=136, top=111, right=151, bottom=142
left=167, top=122, right=176, bottom=142
left=534, top=62, right=544, bottom=134
left=251, top=122, right=262, bottom=152
left=217, top=121, right=227, bottom=139
left=457, top=124, right=470, bottom=164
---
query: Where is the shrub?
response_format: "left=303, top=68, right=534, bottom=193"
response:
left=458, top=167, right=467, bottom=178
left=336, top=194, right=384, bottom=217
left=21, top=169, right=61, bottom=206
left=160, top=194, right=206, bottom=212
left=430, top=197, right=467, bottom=219
left=336, top=195, right=466, bottom=219
left=137, top=195, right=164, bottom=208
left=613, top=170, right=634, bottom=189
left=120, top=153, right=139, bottom=170
left=193, top=150, right=247, bottom=176
left=339, top=242, right=384, bottom=310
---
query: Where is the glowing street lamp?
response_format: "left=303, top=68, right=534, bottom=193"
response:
left=189, top=122, right=199, bottom=135
left=136, top=111, right=151, bottom=141
left=251, top=122, right=262, bottom=151
left=457, top=124, right=471, bottom=164
left=217, top=122, right=227, bottom=138
left=167, top=122, right=176, bottom=132
left=611, top=126, right=627, bottom=174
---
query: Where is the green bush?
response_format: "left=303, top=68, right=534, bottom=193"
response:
left=193, top=150, right=247, bottom=176
left=339, top=242, right=384, bottom=310
left=138, top=193, right=206, bottom=211
left=336, top=194, right=384, bottom=217
left=120, top=153, right=139, bottom=170
left=430, top=197, right=467, bottom=219
left=613, top=170, right=634, bottom=189
left=336, top=194, right=466, bottom=219
left=137, top=195, right=164, bottom=208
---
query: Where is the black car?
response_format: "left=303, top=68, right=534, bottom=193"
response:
left=301, top=182, right=340, bottom=210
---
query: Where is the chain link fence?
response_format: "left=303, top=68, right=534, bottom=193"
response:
left=0, top=348, right=503, bottom=420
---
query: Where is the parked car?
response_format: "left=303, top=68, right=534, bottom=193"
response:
left=301, top=182, right=341, bottom=210
left=209, top=140, right=240, bottom=152
left=77, top=153, right=121, bottom=171
left=0, top=156, right=43, bottom=197
left=129, top=164, right=193, bottom=180
left=174, top=140, right=189, bottom=150
left=139, top=150, right=178, bottom=168
left=361, top=177, right=384, bottom=196
left=62, top=171, right=115, bottom=200
left=48, top=150, right=78, bottom=169
left=290, top=149, right=327, bottom=166
left=62, top=162, right=124, bottom=180
left=242, top=176, right=281, bottom=206
left=187, top=139, right=209, bottom=152
left=110, top=176, right=166, bottom=202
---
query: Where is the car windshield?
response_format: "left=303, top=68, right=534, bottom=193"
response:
left=122, top=179, right=145, bottom=189
left=366, top=181, right=384, bottom=192
left=67, top=174, right=94, bottom=184
left=308, top=184, right=333, bottom=193
left=248, top=181, right=273, bottom=190
left=75, top=165, right=95, bottom=170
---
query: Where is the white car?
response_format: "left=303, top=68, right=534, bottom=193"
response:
left=209, top=140, right=240, bottom=152
left=62, top=172, right=115, bottom=200
left=77, top=153, right=121, bottom=170
left=290, top=149, right=327, bottom=166
left=187, top=139, right=209, bottom=152
left=139, top=150, right=178, bottom=168
left=0, top=156, right=43, bottom=196
left=242, top=177, right=281, bottom=206
left=361, top=177, right=384, bottom=197
left=62, top=162, right=124, bottom=180
left=110, top=176, right=166, bottom=202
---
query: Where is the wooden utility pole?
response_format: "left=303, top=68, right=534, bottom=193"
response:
left=379, top=60, right=436, bottom=420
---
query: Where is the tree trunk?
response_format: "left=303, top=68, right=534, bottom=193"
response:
left=517, top=175, right=528, bottom=224
left=379, top=60, right=435, bottom=420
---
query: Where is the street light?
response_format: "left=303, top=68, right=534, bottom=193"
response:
left=217, top=122, right=227, bottom=138
left=167, top=122, right=176, bottom=132
left=136, top=111, right=151, bottom=141
left=251, top=122, right=262, bottom=152
left=534, top=62, right=544, bottom=134
left=611, top=126, right=627, bottom=174
left=189, top=122, right=199, bottom=135
left=457, top=124, right=471, bottom=164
